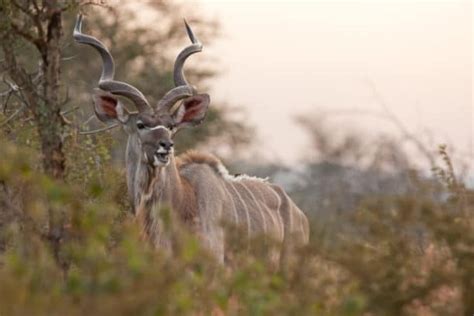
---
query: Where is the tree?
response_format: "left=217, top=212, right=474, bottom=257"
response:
left=0, top=0, right=66, bottom=179
left=0, top=1, right=252, bottom=182
left=0, top=0, right=252, bottom=272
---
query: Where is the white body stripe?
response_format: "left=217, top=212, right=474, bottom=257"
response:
left=227, top=182, right=251, bottom=240
left=240, top=183, right=267, bottom=236
left=131, top=150, right=309, bottom=266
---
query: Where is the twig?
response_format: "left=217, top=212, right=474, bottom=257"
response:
left=0, top=88, right=14, bottom=97
left=61, top=55, right=78, bottom=61
left=0, top=103, right=27, bottom=127
left=10, top=22, right=43, bottom=49
left=1, top=77, right=20, bottom=113
left=79, top=0, right=109, bottom=8
left=1, top=70, right=41, bottom=97
left=61, top=106, right=79, bottom=116
left=11, top=0, right=45, bottom=46
left=3, top=77, right=19, bottom=92
left=31, top=0, right=42, bottom=15
left=365, top=78, right=435, bottom=167
left=0, top=92, right=13, bottom=113
left=31, top=65, right=43, bottom=83
left=79, top=123, right=119, bottom=135
left=82, top=114, right=96, bottom=126
left=60, top=86, right=70, bottom=106
left=11, top=0, right=35, bottom=18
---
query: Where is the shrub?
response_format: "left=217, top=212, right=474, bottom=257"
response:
left=0, top=139, right=472, bottom=315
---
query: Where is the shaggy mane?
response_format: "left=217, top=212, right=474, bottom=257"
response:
left=177, top=150, right=223, bottom=174
left=177, top=150, right=268, bottom=183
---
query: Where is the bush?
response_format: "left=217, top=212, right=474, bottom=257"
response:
left=0, top=139, right=472, bottom=315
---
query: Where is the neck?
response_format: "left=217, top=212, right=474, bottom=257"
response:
left=136, top=160, right=183, bottom=247
left=125, top=136, right=182, bottom=210
left=126, top=136, right=189, bottom=247
left=133, top=155, right=183, bottom=215
left=125, top=135, right=201, bottom=250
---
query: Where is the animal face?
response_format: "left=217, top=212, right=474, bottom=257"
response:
left=92, top=90, right=210, bottom=168
left=74, top=13, right=210, bottom=168
left=131, top=112, right=176, bottom=167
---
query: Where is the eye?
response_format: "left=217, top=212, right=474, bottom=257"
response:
left=136, top=121, right=146, bottom=130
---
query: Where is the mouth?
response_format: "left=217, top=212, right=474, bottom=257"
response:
left=153, top=152, right=170, bottom=166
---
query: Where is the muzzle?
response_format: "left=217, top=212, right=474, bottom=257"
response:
left=143, top=140, right=174, bottom=167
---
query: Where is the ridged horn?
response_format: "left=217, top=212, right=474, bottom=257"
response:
left=73, top=14, right=151, bottom=112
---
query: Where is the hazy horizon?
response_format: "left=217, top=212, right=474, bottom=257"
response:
left=196, top=0, right=472, bottom=171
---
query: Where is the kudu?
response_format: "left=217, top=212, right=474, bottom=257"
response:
left=73, top=15, right=309, bottom=265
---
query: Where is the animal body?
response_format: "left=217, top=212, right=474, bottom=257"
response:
left=74, top=15, right=309, bottom=265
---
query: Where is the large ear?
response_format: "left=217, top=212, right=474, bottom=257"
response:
left=92, top=89, right=130, bottom=123
left=173, top=94, right=210, bottom=129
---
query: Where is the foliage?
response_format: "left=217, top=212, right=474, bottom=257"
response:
left=0, top=134, right=473, bottom=315
left=0, top=0, right=253, bottom=185
left=0, top=2, right=472, bottom=316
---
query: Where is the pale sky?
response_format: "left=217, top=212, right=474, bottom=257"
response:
left=196, top=0, right=472, bottom=168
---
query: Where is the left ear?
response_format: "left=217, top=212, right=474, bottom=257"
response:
left=173, top=94, right=210, bottom=129
left=92, top=89, right=130, bottom=124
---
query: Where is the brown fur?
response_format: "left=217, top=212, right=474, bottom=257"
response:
left=136, top=161, right=199, bottom=237
left=177, top=176, right=199, bottom=223
left=169, top=149, right=309, bottom=266
left=132, top=150, right=309, bottom=264
left=176, top=150, right=224, bottom=176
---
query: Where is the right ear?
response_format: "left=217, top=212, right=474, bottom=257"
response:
left=92, top=89, right=129, bottom=123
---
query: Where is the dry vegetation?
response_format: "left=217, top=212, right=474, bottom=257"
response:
left=0, top=1, right=472, bottom=315
left=0, top=136, right=473, bottom=315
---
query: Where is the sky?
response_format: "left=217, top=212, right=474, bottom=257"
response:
left=195, top=0, right=472, bottom=168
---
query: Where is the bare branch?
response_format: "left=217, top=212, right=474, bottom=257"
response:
left=60, top=86, right=70, bottom=106
left=0, top=89, right=13, bottom=97
left=31, top=0, right=42, bottom=15
left=1, top=77, right=19, bottom=112
left=0, top=67, right=42, bottom=113
left=11, top=0, right=36, bottom=19
left=60, top=106, right=79, bottom=116
left=0, top=103, right=27, bottom=127
left=10, top=22, right=41, bottom=47
left=61, top=54, right=78, bottom=61
left=366, top=79, right=435, bottom=167
left=12, top=0, right=46, bottom=42
left=58, top=89, right=73, bottom=124
left=82, top=114, right=96, bottom=126
left=3, top=77, right=19, bottom=92
left=6, top=0, right=46, bottom=54
left=79, top=0, right=109, bottom=8
left=0, top=92, right=13, bottom=113
left=79, top=123, right=119, bottom=135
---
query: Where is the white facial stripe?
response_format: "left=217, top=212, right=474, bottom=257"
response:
left=149, top=125, right=171, bottom=132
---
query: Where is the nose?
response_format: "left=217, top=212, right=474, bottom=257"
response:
left=159, top=140, right=174, bottom=151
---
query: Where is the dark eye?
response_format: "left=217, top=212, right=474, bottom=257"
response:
left=136, top=121, right=146, bottom=130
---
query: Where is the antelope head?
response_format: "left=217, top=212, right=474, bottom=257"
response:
left=73, top=15, right=210, bottom=168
